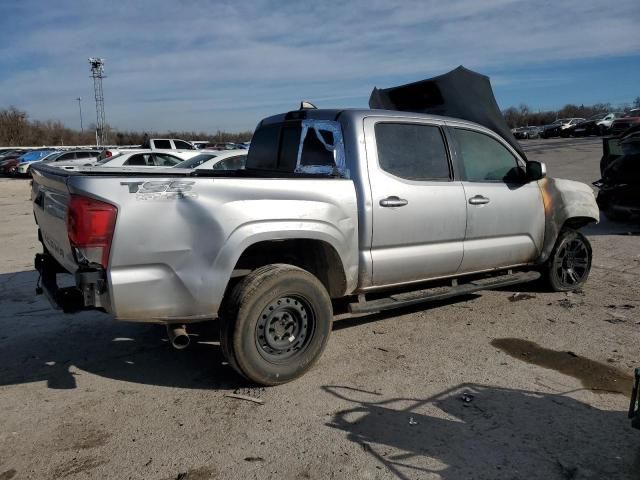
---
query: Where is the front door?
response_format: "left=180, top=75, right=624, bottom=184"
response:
left=365, top=118, right=468, bottom=287
left=450, top=126, right=545, bottom=273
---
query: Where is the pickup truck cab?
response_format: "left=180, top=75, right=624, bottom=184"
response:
left=31, top=107, right=599, bottom=385
left=142, top=138, right=197, bottom=151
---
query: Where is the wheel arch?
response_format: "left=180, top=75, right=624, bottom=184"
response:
left=232, top=238, right=348, bottom=298
left=537, top=178, right=599, bottom=264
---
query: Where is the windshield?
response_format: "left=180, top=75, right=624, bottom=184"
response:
left=42, top=152, right=64, bottom=163
left=174, top=153, right=218, bottom=168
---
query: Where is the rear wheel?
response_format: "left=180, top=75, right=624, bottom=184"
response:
left=220, top=264, right=333, bottom=385
left=544, top=228, right=592, bottom=291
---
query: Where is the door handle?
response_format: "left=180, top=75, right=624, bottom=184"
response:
left=468, top=195, right=490, bottom=205
left=380, top=196, right=408, bottom=207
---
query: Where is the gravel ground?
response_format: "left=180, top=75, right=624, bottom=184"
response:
left=0, top=137, right=638, bottom=480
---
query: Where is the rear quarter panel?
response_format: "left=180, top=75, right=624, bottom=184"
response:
left=68, top=176, right=359, bottom=322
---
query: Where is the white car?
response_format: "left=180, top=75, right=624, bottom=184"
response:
left=173, top=150, right=247, bottom=170
left=596, top=112, right=624, bottom=132
left=46, top=149, right=102, bottom=168
left=92, top=150, right=197, bottom=168
left=55, top=150, right=201, bottom=171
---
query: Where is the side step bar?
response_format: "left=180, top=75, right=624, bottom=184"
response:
left=348, top=270, right=541, bottom=314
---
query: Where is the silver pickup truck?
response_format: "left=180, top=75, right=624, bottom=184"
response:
left=31, top=107, right=599, bottom=385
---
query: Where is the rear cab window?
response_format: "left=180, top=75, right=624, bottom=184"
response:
left=246, top=119, right=347, bottom=176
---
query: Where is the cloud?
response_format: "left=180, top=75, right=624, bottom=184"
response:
left=0, top=0, right=639, bottom=131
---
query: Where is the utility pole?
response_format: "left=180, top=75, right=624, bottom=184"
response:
left=76, top=97, right=83, bottom=132
left=88, top=57, right=107, bottom=147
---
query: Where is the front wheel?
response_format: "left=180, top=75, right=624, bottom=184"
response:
left=544, top=228, right=592, bottom=291
left=220, top=264, right=333, bottom=385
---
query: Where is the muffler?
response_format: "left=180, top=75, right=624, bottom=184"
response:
left=167, top=324, right=190, bottom=350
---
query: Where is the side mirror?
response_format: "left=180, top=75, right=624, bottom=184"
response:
left=526, top=161, right=546, bottom=181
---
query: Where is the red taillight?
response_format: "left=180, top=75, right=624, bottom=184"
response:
left=67, top=195, right=117, bottom=267
left=105, top=150, right=113, bottom=158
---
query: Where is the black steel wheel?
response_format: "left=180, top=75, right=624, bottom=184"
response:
left=220, top=264, right=332, bottom=385
left=255, top=295, right=316, bottom=362
left=545, top=228, right=592, bottom=291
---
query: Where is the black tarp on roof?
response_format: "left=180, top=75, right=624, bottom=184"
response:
left=369, top=66, right=527, bottom=160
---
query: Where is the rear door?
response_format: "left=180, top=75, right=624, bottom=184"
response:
left=449, top=126, right=544, bottom=272
left=364, top=117, right=467, bottom=286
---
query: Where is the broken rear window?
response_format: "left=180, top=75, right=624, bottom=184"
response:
left=246, top=119, right=347, bottom=177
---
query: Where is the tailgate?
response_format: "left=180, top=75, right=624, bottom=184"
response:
left=31, top=165, right=78, bottom=273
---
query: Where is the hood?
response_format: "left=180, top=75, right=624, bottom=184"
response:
left=369, top=66, right=527, bottom=160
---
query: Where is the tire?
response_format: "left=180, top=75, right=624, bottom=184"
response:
left=544, top=228, right=592, bottom=292
left=220, top=264, right=333, bottom=385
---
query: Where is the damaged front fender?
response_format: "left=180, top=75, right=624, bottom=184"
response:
left=538, top=178, right=599, bottom=263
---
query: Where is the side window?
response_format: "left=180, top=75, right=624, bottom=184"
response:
left=374, top=123, right=450, bottom=180
left=124, top=154, right=150, bottom=166
left=153, top=154, right=181, bottom=166
left=454, top=129, right=522, bottom=182
left=57, top=152, right=74, bottom=161
left=75, top=152, right=90, bottom=159
left=174, top=140, right=194, bottom=150
left=153, top=140, right=171, bottom=149
left=212, top=155, right=247, bottom=170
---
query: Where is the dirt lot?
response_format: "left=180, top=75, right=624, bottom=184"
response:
left=0, top=138, right=639, bottom=479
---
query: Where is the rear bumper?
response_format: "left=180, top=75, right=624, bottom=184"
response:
left=34, top=252, right=108, bottom=313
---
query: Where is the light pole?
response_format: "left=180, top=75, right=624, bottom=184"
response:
left=76, top=97, right=83, bottom=132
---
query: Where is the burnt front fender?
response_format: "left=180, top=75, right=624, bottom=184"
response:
left=538, top=178, right=599, bottom=263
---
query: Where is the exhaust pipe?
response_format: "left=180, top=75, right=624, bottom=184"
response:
left=167, top=324, right=190, bottom=350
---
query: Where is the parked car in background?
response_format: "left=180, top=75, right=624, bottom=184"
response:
left=174, top=150, right=247, bottom=170
left=207, top=142, right=241, bottom=150
left=0, top=149, right=28, bottom=161
left=11, top=149, right=58, bottom=176
left=631, top=368, right=640, bottom=430
left=566, top=113, right=625, bottom=137
left=539, top=118, right=585, bottom=138
left=610, top=109, right=640, bottom=135
left=43, top=149, right=102, bottom=169
left=596, top=112, right=624, bottom=134
left=15, top=150, right=63, bottom=176
left=594, top=125, right=640, bottom=220
left=191, top=141, right=210, bottom=150
left=513, top=126, right=541, bottom=139
left=0, top=149, right=33, bottom=175
left=89, top=150, right=190, bottom=169
left=141, top=138, right=197, bottom=151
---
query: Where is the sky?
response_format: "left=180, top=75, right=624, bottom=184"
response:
left=0, top=0, right=639, bottom=133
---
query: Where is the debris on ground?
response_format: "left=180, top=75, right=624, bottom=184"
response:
left=243, top=457, right=264, bottom=462
left=604, top=317, right=627, bottom=325
left=408, top=417, right=418, bottom=426
left=225, top=393, right=264, bottom=405
left=557, top=298, right=578, bottom=309
left=461, top=392, right=475, bottom=403
left=606, top=304, right=635, bottom=310
left=509, top=293, right=537, bottom=302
